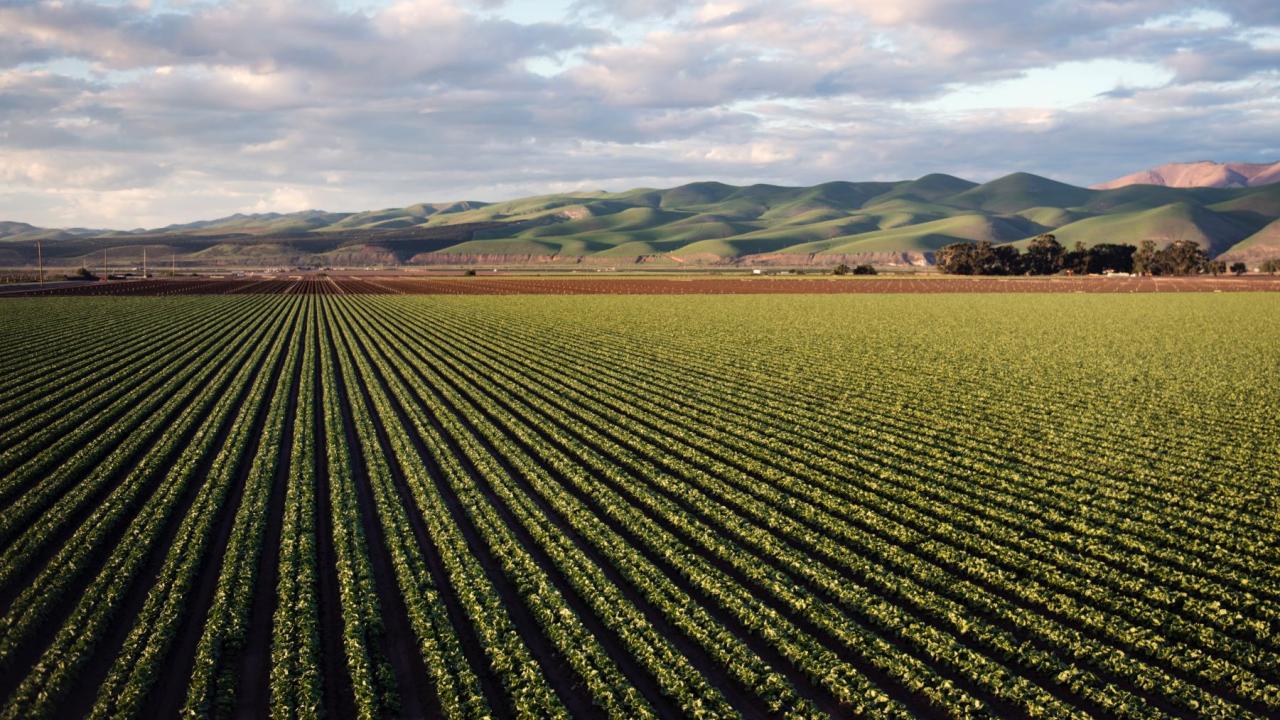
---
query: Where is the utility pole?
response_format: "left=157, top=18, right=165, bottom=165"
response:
left=171, top=252, right=176, bottom=277
left=36, top=239, right=43, bottom=286
left=102, top=249, right=108, bottom=282
left=143, top=247, right=147, bottom=279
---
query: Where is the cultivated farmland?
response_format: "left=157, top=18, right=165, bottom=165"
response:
left=0, top=291, right=1277, bottom=719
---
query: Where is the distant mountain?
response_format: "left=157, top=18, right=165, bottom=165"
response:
left=0, top=221, right=103, bottom=243
left=5, top=174, right=1280, bottom=267
left=1093, top=161, right=1280, bottom=190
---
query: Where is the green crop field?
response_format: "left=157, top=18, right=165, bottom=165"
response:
left=0, top=292, right=1277, bottom=719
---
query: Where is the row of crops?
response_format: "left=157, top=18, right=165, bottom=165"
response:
left=0, top=292, right=1277, bottom=719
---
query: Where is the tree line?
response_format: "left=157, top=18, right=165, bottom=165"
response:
left=934, top=235, right=1249, bottom=276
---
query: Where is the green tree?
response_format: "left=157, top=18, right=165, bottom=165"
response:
left=1161, top=239, right=1210, bottom=276
left=973, top=240, right=998, bottom=274
left=992, top=245, right=1022, bottom=275
left=937, top=241, right=1022, bottom=275
left=935, top=243, right=978, bottom=274
left=1133, top=240, right=1158, bottom=276
left=1061, top=241, right=1089, bottom=275
left=833, top=263, right=851, bottom=275
left=1230, top=262, right=1247, bottom=275
left=1024, top=234, right=1064, bottom=275
left=1089, top=244, right=1137, bottom=274
left=969, top=240, right=1019, bottom=275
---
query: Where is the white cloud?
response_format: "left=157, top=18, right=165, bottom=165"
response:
left=0, top=0, right=1276, bottom=227
left=250, top=186, right=314, bottom=213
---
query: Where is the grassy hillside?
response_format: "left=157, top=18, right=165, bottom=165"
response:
left=1219, top=218, right=1280, bottom=262
left=1050, top=202, right=1256, bottom=256
left=6, top=173, right=1279, bottom=267
left=811, top=215, right=1041, bottom=255
left=948, top=173, right=1095, bottom=213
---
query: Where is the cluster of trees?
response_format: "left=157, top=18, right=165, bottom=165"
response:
left=935, top=235, right=1137, bottom=276
left=936, top=235, right=1238, bottom=277
left=1131, top=239, right=1214, bottom=276
left=833, top=263, right=877, bottom=275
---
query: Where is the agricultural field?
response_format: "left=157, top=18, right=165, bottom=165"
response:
left=0, top=290, right=1277, bottom=719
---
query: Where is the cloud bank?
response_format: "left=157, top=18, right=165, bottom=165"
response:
left=1, top=0, right=1277, bottom=226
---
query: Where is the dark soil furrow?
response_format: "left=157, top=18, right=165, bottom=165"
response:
left=330, top=312, right=513, bottom=717
left=312, top=329, right=358, bottom=720
left=233, top=313, right=303, bottom=717
left=331, top=330, right=601, bottom=718
left=0, top=298, right=240, bottom=438
left=449, top=322, right=1188, bottom=717
left=324, top=311, right=427, bottom=719
left=367, top=301, right=935, bottom=719
left=344, top=307, right=791, bottom=720
left=373, top=300, right=1003, bottom=716
left=409, top=300, right=1266, bottom=715
left=0, top=302, right=277, bottom=614
left=139, top=301, right=300, bottom=719
left=48, top=320, right=281, bottom=719
left=341, top=308, right=691, bottom=718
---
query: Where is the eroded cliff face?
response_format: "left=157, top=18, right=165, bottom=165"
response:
left=410, top=252, right=569, bottom=265
left=738, top=251, right=932, bottom=267
left=409, top=251, right=932, bottom=267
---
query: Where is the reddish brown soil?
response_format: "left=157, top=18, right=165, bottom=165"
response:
left=4, top=274, right=1279, bottom=296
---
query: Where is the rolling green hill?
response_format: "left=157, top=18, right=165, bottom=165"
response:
left=6, top=173, right=1280, bottom=267
left=948, top=173, right=1094, bottom=213
left=1220, top=218, right=1280, bottom=262
left=1049, top=202, right=1255, bottom=256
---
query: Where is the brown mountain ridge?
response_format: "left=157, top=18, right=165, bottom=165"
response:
left=1093, top=161, right=1280, bottom=190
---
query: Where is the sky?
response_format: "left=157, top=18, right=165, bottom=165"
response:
left=1, top=0, right=1278, bottom=228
